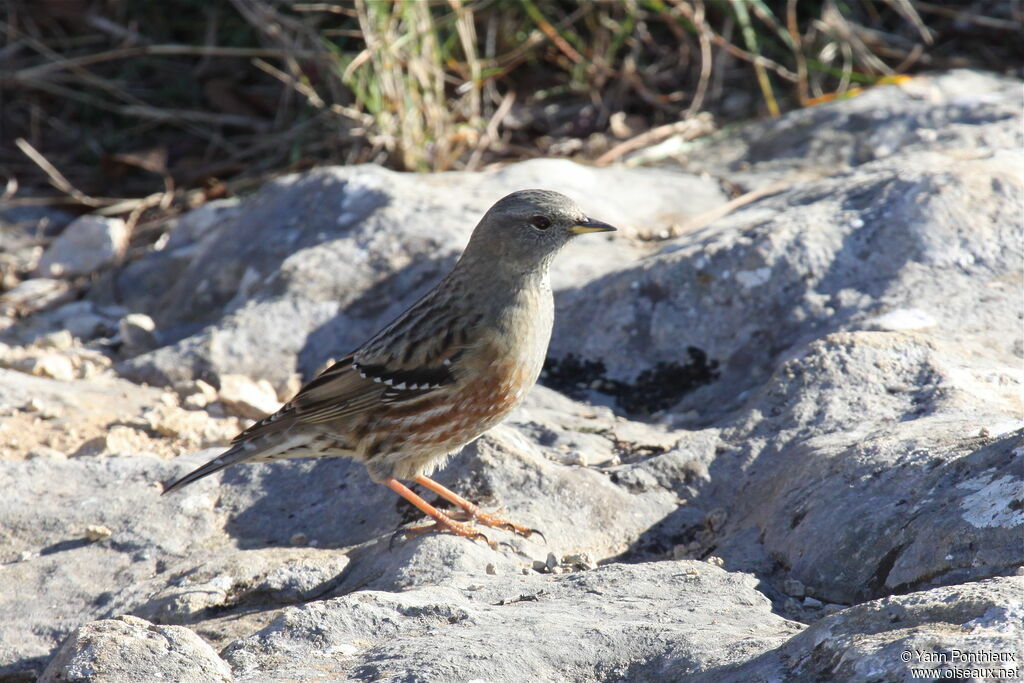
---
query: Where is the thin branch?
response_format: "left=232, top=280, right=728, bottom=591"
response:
left=595, top=113, right=714, bottom=167
left=13, top=44, right=322, bottom=80
left=14, top=138, right=106, bottom=207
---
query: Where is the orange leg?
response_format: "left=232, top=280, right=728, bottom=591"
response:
left=414, top=475, right=542, bottom=540
left=384, top=478, right=496, bottom=549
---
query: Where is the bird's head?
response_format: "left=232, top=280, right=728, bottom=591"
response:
left=463, top=189, right=616, bottom=272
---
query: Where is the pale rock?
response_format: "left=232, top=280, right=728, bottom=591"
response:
left=37, top=330, right=74, bottom=350
left=0, top=278, right=73, bottom=316
left=865, top=307, right=939, bottom=331
left=64, top=312, right=109, bottom=340
left=26, top=353, right=76, bottom=382
left=118, top=313, right=159, bottom=352
left=35, top=215, right=128, bottom=278
left=26, top=447, right=66, bottom=460
left=701, top=577, right=1024, bottom=682
left=217, top=374, right=282, bottom=420
left=84, top=525, right=113, bottom=542
left=38, top=615, right=231, bottom=683
left=141, top=404, right=238, bottom=447
left=179, top=379, right=219, bottom=410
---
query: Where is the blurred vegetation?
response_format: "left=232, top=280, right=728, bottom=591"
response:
left=1, top=0, right=1020, bottom=225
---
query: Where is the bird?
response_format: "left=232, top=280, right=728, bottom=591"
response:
left=163, top=189, right=616, bottom=548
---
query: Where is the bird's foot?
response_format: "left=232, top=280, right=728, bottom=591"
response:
left=465, top=509, right=545, bottom=543
left=412, top=475, right=545, bottom=542
left=391, top=515, right=497, bottom=551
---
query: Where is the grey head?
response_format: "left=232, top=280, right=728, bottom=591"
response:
left=459, top=189, right=616, bottom=274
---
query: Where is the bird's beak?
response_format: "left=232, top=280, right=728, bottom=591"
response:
left=570, top=217, right=617, bottom=234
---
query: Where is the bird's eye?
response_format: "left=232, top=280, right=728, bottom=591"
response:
left=530, top=215, right=551, bottom=230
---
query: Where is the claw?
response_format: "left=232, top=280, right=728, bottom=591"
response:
left=490, top=520, right=545, bottom=542
left=390, top=520, right=497, bottom=550
left=476, top=532, right=499, bottom=551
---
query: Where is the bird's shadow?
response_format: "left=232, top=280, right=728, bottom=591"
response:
left=221, top=458, right=404, bottom=550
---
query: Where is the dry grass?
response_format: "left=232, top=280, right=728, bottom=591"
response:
left=0, top=0, right=1020, bottom=230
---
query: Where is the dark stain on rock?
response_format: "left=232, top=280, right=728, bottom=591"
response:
left=541, top=346, right=720, bottom=415
left=637, top=280, right=670, bottom=303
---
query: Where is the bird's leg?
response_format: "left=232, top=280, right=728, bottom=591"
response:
left=384, top=478, right=497, bottom=550
left=414, top=475, right=542, bottom=540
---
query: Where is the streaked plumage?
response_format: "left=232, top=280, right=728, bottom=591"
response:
left=163, top=189, right=616, bottom=546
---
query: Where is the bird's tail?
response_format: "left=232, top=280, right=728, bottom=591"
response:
left=162, top=444, right=254, bottom=495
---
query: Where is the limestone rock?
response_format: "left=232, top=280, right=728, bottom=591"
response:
left=0, top=278, right=74, bottom=317
left=124, top=548, right=351, bottom=624
left=217, top=374, right=282, bottom=420
left=39, top=615, right=231, bottom=683
left=222, top=561, right=802, bottom=681
left=118, top=313, right=159, bottom=353
left=699, top=577, right=1024, bottom=682
left=36, top=216, right=128, bottom=278
left=21, top=353, right=76, bottom=381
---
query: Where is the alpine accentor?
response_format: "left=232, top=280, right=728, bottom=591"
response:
left=163, top=189, right=616, bottom=547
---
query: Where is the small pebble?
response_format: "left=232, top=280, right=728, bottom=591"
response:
left=705, top=508, right=727, bottom=532
left=485, top=563, right=496, bottom=575
left=545, top=552, right=557, bottom=569
left=183, top=394, right=209, bottom=410
left=218, top=374, right=282, bottom=419
left=521, top=567, right=531, bottom=575
left=803, top=596, right=823, bottom=609
left=564, top=450, right=588, bottom=467
left=562, top=553, right=594, bottom=570
left=26, top=447, right=66, bottom=460
left=290, top=533, right=308, bottom=546
left=78, top=359, right=103, bottom=379
left=119, top=313, right=160, bottom=351
left=85, top=524, right=113, bottom=542
left=17, top=550, right=33, bottom=562
left=706, top=556, right=724, bottom=567
left=28, top=354, right=75, bottom=381
left=38, top=330, right=74, bottom=350
left=782, top=578, right=806, bottom=598
left=195, top=379, right=218, bottom=401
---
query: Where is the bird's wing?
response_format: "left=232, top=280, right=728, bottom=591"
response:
left=163, top=322, right=470, bottom=494
left=236, top=316, right=470, bottom=442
